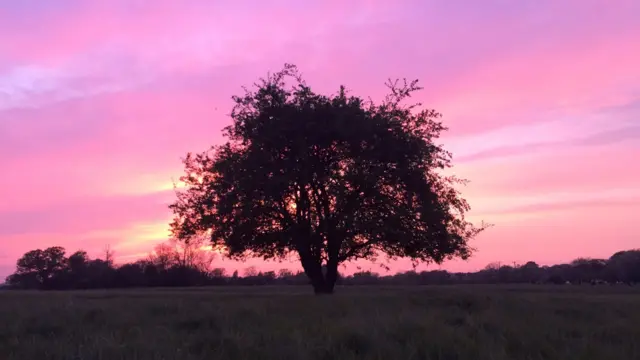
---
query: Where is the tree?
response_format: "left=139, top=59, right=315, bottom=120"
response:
left=170, top=64, right=486, bottom=294
left=605, top=250, right=640, bottom=284
left=520, top=261, right=541, bottom=283
left=64, top=250, right=91, bottom=288
left=243, top=266, right=258, bottom=277
left=114, top=261, right=149, bottom=288
left=68, top=250, right=89, bottom=273
left=85, top=258, right=115, bottom=288
left=103, top=244, right=115, bottom=266
left=211, top=268, right=227, bottom=278
left=570, top=258, right=606, bottom=283
left=14, top=247, right=67, bottom=288
left=169, top=234, right=215, bottom=272
left=147, top=243, right=180, bottom=271
left=278, top=269, right=294, bottom=278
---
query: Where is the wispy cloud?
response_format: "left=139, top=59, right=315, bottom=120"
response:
left=0, top=191, right=174, bottom=237
left=472, top=187, right=640, bottom=216
left=453, top=125, right=640, bottom=163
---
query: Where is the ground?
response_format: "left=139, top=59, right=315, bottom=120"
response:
left=0, top=285, right=638, bottom=359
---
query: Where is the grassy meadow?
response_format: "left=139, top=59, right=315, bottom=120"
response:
left=1, top=285, right=639, bottom=360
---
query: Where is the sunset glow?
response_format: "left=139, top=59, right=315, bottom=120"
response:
left=1, top=0, right=639, bottom=280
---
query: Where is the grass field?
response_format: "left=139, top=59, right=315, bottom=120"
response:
left=1, top=285, right=639, bottom=359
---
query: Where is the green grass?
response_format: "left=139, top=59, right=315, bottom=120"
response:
left=1, top=285, right=639, bottom=359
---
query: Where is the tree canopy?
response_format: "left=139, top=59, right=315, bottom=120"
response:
left=12, top=246, right=67, bottom=287
left=170, top=64, right=486, bottom=294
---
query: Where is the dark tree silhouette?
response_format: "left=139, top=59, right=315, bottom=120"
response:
left=68, top=250, right=90, bottom=273
left=148, top=243, right=180, bottom=272
left=170, top=64, right=486, bottom=294
left=11, top=246, right=67, bottom=288
left=169, top=235, right=215, bottom=272
left=62, top=250, right=90, bottom=288
left=4, top=244, right=640, bottom=290
left=606, top=250, right=640, bottom=284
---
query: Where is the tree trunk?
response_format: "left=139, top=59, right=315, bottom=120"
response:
left=305, top=262, right=329, bottom=295
left=298, top=236, right=340, bottom=295
left=323, top=259, right=339, bottom=294
left=301, top=257, right=337, bottom=295
left=311, top=277, right=330, bottom=294
left=311, top=277, right=336, bottom=294
left=307, top=261, right=338, bottom=295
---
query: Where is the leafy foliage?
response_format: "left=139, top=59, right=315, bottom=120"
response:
left=170, top=64, right=485, bottom=293
left=11, top=247, right=67, bottom=287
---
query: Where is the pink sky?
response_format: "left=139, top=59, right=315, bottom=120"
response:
left=1, top=0, right=639, bottom=280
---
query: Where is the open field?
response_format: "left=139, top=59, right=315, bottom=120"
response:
left=1, top=285, right=639, bottom=359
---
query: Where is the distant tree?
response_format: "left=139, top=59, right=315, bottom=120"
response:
left=12, top=247, right=67, bottom=288
left=68, top=250, right=89, bottom=273
left=86, top=259, right=116, bottom=288
left=497, top=265, right=515, bottom=283
left=570, top=258, right=606, bottom=283
left=244, top=266, right=258, bottom=277
left=351, top=271, right=380, bottom=285
left=547, top=264, right=572, bottom=284
left=211, top=268, right=227, bottom=278
left=605, top=250, right=640, bottom=284
left=170, top=64, right=486, bottom=294
left=422, top=270, right=452, bottom=284
left=520, top=261, right=541, bottom=283
left=103, top=245, right=115, bottom=267
left=169, top=234, right=215, bottom=272
left=5, top=272, right=39, bottom=289
left=114, top=261, right=148, bottom=288
left=65, top=250, right=90, bottom=288
left=147, top=243, right=180, bottom=271
left=278, top=269, right=294, bottom=278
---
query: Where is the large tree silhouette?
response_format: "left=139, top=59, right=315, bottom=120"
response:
left=170, top=64, right=485, bottom=294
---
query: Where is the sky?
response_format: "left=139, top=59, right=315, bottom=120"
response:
left=1, top=0, right=639, bottom=280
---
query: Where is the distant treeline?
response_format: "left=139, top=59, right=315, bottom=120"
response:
left=3, top=242, right=640, bottom=290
